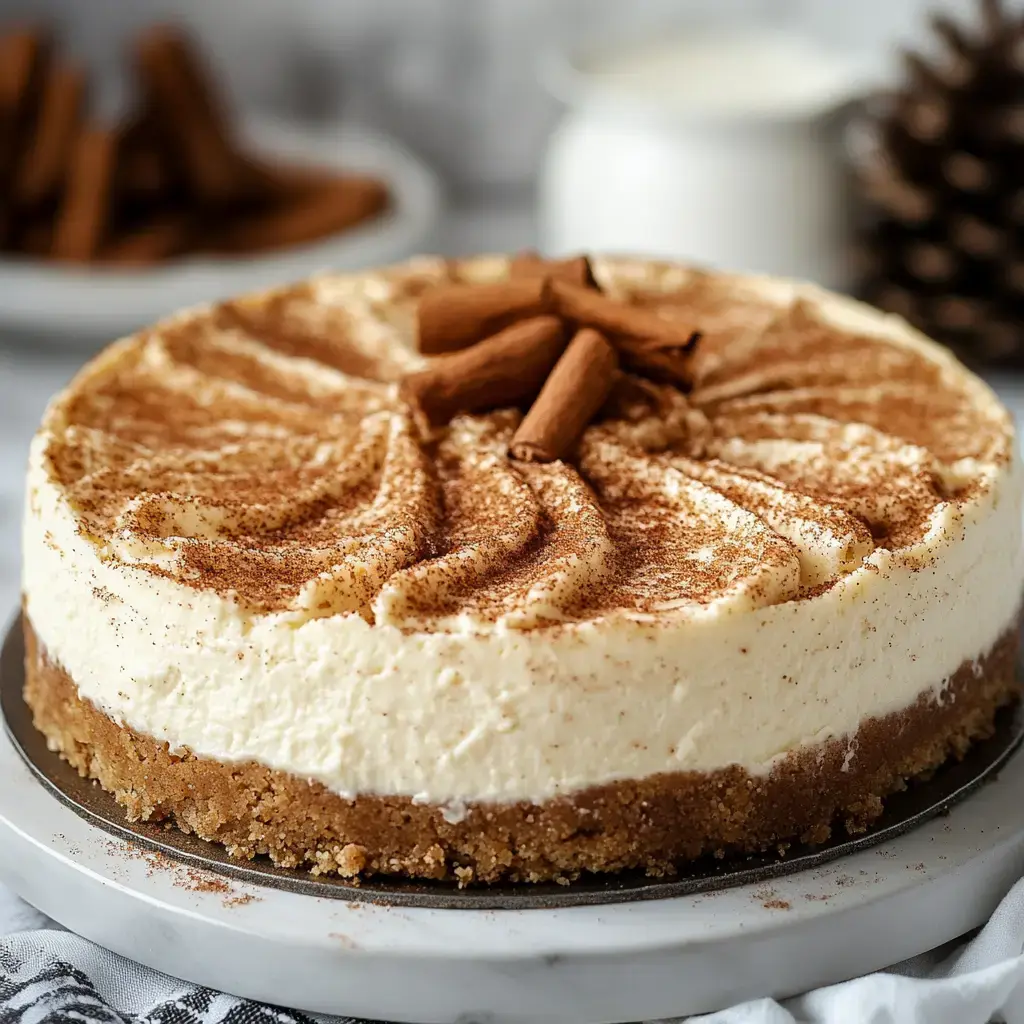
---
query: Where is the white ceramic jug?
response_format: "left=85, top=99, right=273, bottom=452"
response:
left=539, top=30, right=869, bottom=290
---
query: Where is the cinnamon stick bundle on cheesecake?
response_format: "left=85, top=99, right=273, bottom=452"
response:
left=615, top=332, right=702, bottom=388
left=408, top=253, right=702, bottom=462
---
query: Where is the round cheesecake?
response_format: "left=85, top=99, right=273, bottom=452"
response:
left=21, top=255, right=1022, bottom=883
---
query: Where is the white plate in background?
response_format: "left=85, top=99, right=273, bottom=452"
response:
left=0, top=117, right=443, bottom=346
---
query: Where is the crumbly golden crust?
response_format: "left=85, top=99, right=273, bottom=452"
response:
left=23, top=616, right=1020, bottom=884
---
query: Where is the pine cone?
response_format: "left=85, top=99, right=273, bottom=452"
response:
left=855, top=0, right=1024, bottom=366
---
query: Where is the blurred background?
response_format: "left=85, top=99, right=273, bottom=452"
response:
left=2, top=0, right=980, bottom=195
left=1, top=0, right=1021, bottom=612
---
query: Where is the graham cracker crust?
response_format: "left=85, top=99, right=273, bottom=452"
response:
left=22, top=616, right=1021, bottom=884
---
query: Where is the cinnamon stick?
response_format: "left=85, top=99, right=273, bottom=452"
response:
left=133, top=25, right=256, bottom=204
left=942, top=152, right=989, bottom=192
left=417, top=278, right=553, bottom=355
left=14, top=217, right=53, bottom=258
left=98, top=209, right=195, bottom=266
left=0, top=28, right=49, bottom=243
left=13, top=61, right=86, bottom=208
left=249, top=159, right=344, bottom=199
left=402, top=316, right=566, bottom=426
left=508, top=251, right=599, bottom=289
left=950, top=214, right=1003, bottom=258
left=0, top=29, right=48, bottom=181
left=52, top=125, right=119, bottom=261
left=929, top=15, right=970, bottom=59
left=616, top=331, right=701, bottom=389
left=118, top=122, right=178, bottom=207
left=550, top=279, right=696, bottom=349
left=510, top=328, right=618, bottom=463
left=209, top=176, right=388, bottom=254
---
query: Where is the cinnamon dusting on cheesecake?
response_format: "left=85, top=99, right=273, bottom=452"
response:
left=39, top=255, right=1011, bottom=626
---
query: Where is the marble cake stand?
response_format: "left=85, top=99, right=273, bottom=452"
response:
left=3, top=636, right=1024, bottom=1021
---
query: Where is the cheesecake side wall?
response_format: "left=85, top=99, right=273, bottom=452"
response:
left=23, top=616, right=1021, bottom=884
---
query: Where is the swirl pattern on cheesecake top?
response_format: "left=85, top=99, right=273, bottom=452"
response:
left=41, top=256, right=1012, bottom=631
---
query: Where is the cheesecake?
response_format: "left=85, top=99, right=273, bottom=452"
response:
left=21, top=255, right=1022, bottom=883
